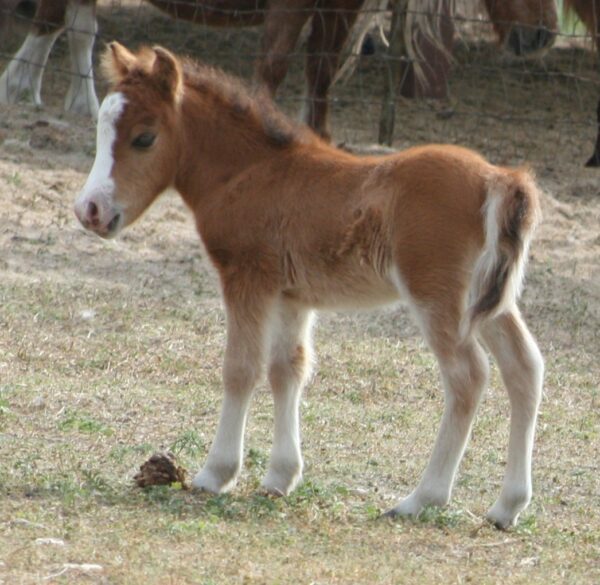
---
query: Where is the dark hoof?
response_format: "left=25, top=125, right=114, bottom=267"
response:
left=585, top=153, right=600, bottom=167
left=380, top=507, right=406, bottom=521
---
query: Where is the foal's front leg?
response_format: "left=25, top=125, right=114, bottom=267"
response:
left=263, top=304, right=315, bottom=496
left=192, top=298, right=271, bottom=493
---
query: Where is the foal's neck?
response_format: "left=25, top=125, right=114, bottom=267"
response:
left=173, top=74, right=311, bottom=209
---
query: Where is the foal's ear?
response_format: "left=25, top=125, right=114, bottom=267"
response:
left=102, top=42, right=137, bottom=84
left=152, top=46, right=183, bottom=104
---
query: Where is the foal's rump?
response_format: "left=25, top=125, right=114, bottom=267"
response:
left=384, top=144, right=541, bottom=334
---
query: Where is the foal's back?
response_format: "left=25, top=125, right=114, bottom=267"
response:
left=203, top=141, right=503, bottom=311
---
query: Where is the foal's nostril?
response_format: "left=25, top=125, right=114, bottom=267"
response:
left=87, top=201, right=98, bottom=218
left=87, top=201, right=100, bottom=225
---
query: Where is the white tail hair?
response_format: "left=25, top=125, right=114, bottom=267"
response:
left=461, top=170, right=542, bottom=339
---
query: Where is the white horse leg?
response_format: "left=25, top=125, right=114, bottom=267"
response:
left=391, top=341, right=489, bottom=516
left=480, top=310, right=544, bottom=528
left=65, top=1, right=99, bottom=117
left=192, top=297, right=273, bottom=493
left=0, top=28, right=63, bottom=106
left=263, top=304, right=315, bottom=495
left=387, top=305, right=489, bottom=517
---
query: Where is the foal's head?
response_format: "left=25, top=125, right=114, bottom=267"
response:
left=74, top=43, right=183, bottom=238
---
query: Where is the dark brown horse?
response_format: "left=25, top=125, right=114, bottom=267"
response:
left=565, top=0, right=600, bottom=167
left=1, top=0, right=558, bottom=138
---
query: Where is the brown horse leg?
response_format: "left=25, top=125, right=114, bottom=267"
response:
left=0, top=0, right=70, bottom=106
left=32, top=0, right=69, bottom=34
left=304, top=0, right=364, bottom=139
left=254, top=1, right=315, bottom=96
left=585, top=97, right=600, bottom=167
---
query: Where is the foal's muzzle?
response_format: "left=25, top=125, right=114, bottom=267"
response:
left=74, top=193, right=122, bottom=238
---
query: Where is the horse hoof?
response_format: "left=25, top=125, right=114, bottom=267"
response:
left=584, top=155, right=600, bottom=168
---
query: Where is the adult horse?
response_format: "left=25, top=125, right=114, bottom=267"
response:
left=564, top=0, right=600, bottom=167
left=0, top=0, right=558, bottom=138
left=0, top=0, right=382, bottom=138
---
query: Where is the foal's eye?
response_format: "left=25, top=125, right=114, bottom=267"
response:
left=131, top=132, right=156, bottom=149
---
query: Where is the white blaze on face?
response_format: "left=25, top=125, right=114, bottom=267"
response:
left=74, top=92, right=127, bottom=231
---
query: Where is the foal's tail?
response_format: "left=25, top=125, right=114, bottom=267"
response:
left=461, top=169, right=542, bottom=339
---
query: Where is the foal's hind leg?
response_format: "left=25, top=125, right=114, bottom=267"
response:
left=387, top=308, right=489, bottom=518
left=192, top=295, right=273, bottom=493
left=480, top=310, right=544, bottom=529
left=263, top=303, right=315, bottom=496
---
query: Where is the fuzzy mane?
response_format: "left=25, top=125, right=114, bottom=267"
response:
left=179, top=57, right=311, bottom=148
left=102, top=43, right=312, bottom=149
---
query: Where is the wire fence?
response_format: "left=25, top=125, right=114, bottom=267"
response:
left=0, top=0, right=598, bottom=165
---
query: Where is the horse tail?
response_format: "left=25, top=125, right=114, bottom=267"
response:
left=461, top=169, right=542, bottom=339
left=334, top=0, right=389, bottom=85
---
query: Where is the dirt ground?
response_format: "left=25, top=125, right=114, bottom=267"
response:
left=0, top=2, right=598, bottom=584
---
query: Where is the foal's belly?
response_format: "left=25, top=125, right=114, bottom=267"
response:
left=282, top=275, right=400, bottom=311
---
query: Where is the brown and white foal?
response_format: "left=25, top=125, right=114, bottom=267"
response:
left=74, top=43, right=544, bottom=529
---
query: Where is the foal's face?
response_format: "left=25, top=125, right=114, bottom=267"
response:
left=74, top=44, right=182, bottom=239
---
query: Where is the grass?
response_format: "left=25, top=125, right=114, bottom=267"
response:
left=1, top=252, right=598, bottom=584
left=1, top=183, right=599, bottom=585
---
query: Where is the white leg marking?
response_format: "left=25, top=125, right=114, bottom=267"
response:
left=65, top=1, right=99, bottom=117
left=482, top=311, right=544, bottom=528
left=389, top=341, right=489, bottom=518
left=192, top=302, right=271, bottom=493
left=192, top=389, right=254, bottom=493
left=0, top=29, right=63, bottom=106
left=263, top=306, right=315, bottom=495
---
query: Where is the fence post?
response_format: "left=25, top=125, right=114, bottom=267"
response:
left=378, top=0, right=408, bottom=146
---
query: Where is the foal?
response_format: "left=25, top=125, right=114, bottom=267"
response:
left=74, top=43, right=544, bottom=529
